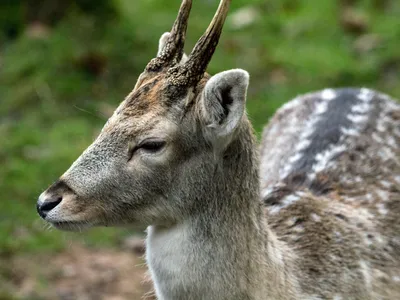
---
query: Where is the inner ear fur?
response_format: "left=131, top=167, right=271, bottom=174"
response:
left=199, top=69, right=249, bottom=141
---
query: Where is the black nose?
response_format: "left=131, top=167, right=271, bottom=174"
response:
left=37, top=197, right=62, bottom=219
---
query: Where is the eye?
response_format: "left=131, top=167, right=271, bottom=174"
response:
left=128, top=139, right=166, bottom=161
left=139, top=140, right=166, bottom=153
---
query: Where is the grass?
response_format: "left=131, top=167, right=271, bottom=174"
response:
left=0, top=0, right=400, bottom=292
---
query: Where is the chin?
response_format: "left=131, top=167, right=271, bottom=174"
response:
left=50, top=220, right=94, bottom=232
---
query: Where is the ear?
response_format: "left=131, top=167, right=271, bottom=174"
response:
left=199, top=69, right=249, bottom=144
left=157, top=32, right=188, bottom=64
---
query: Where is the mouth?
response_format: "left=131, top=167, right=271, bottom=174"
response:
left=50, top=220, right=94, bottom=232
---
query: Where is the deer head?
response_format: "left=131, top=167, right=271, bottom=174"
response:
left=37, top=0, right=251, bottom=231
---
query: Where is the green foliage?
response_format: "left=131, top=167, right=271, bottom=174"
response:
left=0, top=0, right=399, bottom=271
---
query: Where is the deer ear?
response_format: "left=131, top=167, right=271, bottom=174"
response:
left=157, top=32, right=188, bottom=64
left=199, top=69, right=249, bottom=144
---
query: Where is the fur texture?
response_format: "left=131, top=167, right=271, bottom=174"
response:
left=37, top=33, right=400, bottom=299
left=261, top=88, right=400, bottom=299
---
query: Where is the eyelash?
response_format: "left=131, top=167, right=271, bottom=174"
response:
left=128, top=140, right=166, bottom=160
left=140, top=141, right=166, bottom=152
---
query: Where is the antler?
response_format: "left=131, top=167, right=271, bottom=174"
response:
left=146, top=0, right=192, bottom=72
left=167, top=0, right=232, bottom=86
left=145, top=0, right=231, bottom=87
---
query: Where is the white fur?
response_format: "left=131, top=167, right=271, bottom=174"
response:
left=147, top=224, right=191, bottom=299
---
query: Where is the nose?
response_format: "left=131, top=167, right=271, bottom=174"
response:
left=37, top=196, right=62, bottom=219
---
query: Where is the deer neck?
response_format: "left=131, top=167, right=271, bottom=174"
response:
left=146, top=124, right=299, bottom=300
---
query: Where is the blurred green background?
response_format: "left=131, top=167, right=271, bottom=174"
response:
left=0, top=0, right=399, bottom=298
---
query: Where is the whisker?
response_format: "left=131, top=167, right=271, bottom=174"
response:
left=73, top=105, right=108, bottom=119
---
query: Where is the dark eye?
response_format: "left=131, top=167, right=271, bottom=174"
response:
left=127, top=139, right=166, bottom=161
left=140, top=140, right=166, bottom=153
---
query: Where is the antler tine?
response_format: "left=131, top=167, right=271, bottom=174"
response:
left=146, top=0, right=192, bottom=72
left=168, top=0, right=231, bottom=86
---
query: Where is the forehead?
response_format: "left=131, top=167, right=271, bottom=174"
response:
left=102, top=75, right=181, bottom=137
left=120, top=75, right=169, bottom=116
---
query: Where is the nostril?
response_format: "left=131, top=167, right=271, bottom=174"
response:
left=37, top=196, right=62, bottom=218
left=41, top=197, right=62, bottom=212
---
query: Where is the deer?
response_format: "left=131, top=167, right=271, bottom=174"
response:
left=36, top=0, right=400, bottom=299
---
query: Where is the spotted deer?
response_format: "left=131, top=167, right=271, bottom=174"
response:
left=37, top=0, right=400, bottom=299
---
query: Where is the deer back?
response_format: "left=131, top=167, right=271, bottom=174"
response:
left=260, top=88, right=400, bottom=298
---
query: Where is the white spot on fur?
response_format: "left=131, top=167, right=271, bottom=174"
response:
left=355, top=176, right=363, bottom=183
left=282, top=194, right=301, bottom=206
left=343, top=196, right=355, bottom=203
left=296, top=191, right=308, bottom=197
left=333, top=295, right=343, bottom=300
left=387, top=136, right=397, bottom=148
left=380, top=180, right=391, bottom=188
left=310, top=144, right=346, bottom=178
left=372, top=133, right=384, bottom=143
left=315, top=102, right=328, bottom=114
left=387, top=147, right=398, bottom=162
left=296, top=139, right=312, bottom=151
left=375, top=235, right=384, bottom=245
left=359, top=260, right=372, bottom=290
left=376, top=203, right=388, bottom=215
left=329, top=254, right=340, bottom=261
left=347, top=113, right=368, bottom=124
left=365, top=193, right=374, bottom=203
left=358, top=88, right=374, bottom=102
left=268, top=206, right=281, bottom=215
left=286, top=217, right=298, bottom=227
left=310, top=213, right=321, bottom=222
left=378, top=146, right=397, bottom=162
left=269, top=194, right=301, bottom=215
left=340, top=127, right=359, bottom=136
left=261, top=187, right=274, bottom=199
left=288, top=152, right=302, bottom=163
left=376, top=190, right=389, bottom=202
left=293, top=225, right=304, bottom=233
left=376, top=120, right=387, bottom=132
left=321, top=89, right=337, bottom=100
left=351, top=102, right=370, bottom=114
left=393, top=276, right=400, bottom=282
left=341, top=175, right=353, bottom=185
